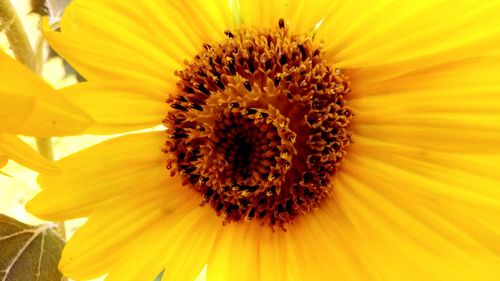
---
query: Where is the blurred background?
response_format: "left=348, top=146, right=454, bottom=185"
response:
left=1, top=1, right=109, bottom=280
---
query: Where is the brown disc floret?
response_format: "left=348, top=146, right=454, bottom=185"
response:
left=163, top=19, right=352, bottom=230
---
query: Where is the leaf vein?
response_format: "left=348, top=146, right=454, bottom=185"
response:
left=1, top=224, right=50, bottom=281
left=0, top=229, right=34, bottom=242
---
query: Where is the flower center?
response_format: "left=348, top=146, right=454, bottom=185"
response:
left=163, top=19, right=352, bottom=230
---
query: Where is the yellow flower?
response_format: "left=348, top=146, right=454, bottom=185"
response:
left=28, top=0, right=500, bottom=280
left=0, top=50, right=93, bottom=174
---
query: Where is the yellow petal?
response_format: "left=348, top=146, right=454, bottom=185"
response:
left=348, top=55, right=500, bottom=153
left=319, top=0, right=430, bottom=63
left=316, top=197, right=381, bottom=280
left=258, top=228, right=296, bottom=281
left=0, top=93, right=36, bottom=134
left=43, top=0, right=231, bottom=86
left=206, top=223, right=260, bottom=281
left=161, top=214, right=220, bottom=281
left=105, top=201, right=214, bottom=281
left=322, top=1, right=500, bottom=73
left=348, top=138, right=500, bottom=215
left=59, top=180, right=187, bottom=280
left=352, top=119, right=500, bottom=154
left=0, top=154, right=9, bottom=169
left=0, top=50, right=93, bottom=136
left=60, top=82, right=167, bottom=134
left=27, top=131, right=166, bottom=220
left=337, top=175, right=500, bottom=280
left=284, top=209, right=375, bottom=281
left=0, top=134, right=59, bottom=174
left=350, top=55, right=500, bottom=98
left=237, top=0, right=334, bottom=34
left=332, top=142, right=500, bottom=280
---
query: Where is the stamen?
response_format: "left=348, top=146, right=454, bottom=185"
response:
left=164, top=19, right=352, bottom=230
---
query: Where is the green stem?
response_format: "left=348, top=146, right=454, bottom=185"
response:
left=0, top=0, right=36, bottom=70
left=34, top=33, right=46, bottom=75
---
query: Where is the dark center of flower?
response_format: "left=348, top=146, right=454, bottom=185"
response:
left=163, top=19, right=352, bottom=230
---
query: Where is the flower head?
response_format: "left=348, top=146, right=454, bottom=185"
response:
left=0, top=50, right=93, bottom=173
left=164, top=21, right=352, bottom=229
left=28, top=1, right=500, bottom=280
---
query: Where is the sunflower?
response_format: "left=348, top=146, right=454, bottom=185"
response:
left=27, top=0, right=500, bottom=280
left=0, top=50, right=92, bottom=174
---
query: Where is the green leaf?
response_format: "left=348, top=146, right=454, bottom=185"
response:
left=0, top=214, right=65, bottom=281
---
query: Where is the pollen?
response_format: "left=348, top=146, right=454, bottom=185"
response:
left=163, top=19, right=352, bottom=230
